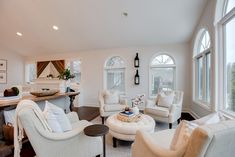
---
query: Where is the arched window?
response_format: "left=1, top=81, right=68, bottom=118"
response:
left=193, top=29, right=211, bottom=105
left=104, top=56, right=125, bottom=93
left=198, top=31, right=211, bottom=53
left=225, top=0, right=235, bottom=14
left=149, top=54, right=176, bottom=97
left=216, top=0, right=235, bottom=113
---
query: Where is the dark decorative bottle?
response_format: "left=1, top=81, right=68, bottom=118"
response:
left=134, top=70, right=140, bottom=85
left=134, top=53, right=139, bottom=68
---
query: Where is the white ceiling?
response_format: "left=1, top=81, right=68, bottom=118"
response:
left=0, top=0, right=208, bottom=56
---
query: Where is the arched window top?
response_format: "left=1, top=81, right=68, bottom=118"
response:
left=225, top=0, right=235, bottom=14
left=194, top=29, right=211, bottom=55
left=151, top=54, right=175, bottom=66
left=105, top=56, right=125, bottom=68
left=199, top=30, right=211, bottom=53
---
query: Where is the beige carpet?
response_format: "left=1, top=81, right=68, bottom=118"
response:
left=91, top=117, right=178, bottom=157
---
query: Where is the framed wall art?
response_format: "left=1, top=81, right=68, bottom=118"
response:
left=0, top=59, right=7, bottom=71
left=0, top=72, right=7, bottom=84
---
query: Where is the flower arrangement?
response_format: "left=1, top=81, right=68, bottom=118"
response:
left=58, top=68, right=75, bottom=80
left=132, top=94, right=145, bottom=107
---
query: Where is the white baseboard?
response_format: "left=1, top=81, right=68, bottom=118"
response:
left=82, top=104, right=99, bottom=107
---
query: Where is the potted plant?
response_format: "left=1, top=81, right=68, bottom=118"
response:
left=58, top=68, right=75, bottom=80
left=131, top=94, right=145, bottom=115
left=58, top=68, right=75, bottom=92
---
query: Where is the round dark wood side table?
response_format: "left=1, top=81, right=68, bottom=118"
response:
left=84, top=124, right=109, bottom=157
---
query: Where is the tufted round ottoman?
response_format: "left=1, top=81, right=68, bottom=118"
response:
left=106, top=113, right=155, bottom=147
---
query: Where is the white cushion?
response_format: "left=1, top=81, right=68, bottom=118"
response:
left=3, top=109, right=16, bottom=124
left=103, top=90, right=119, bottom=104
left=104, top=104, right=125, bottom=112
left=158, top=92, right=174, bottom=108
left=43, top=101, right=72, bottom=133
left=145, top=106, right=169, bottom=117
left=147, top=129, right=176, bottom=149
left=170, top=120, right=198, bottom=152
left=155, top=93, right=160, bottom=105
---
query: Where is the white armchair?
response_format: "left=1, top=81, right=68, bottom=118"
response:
left=99, top=90, right=128, bottom=124
left=17, top=104, right=103, bottom=157
left=144, top=90, right=184, bottom=129
left=132, top=119, right=235, bottom=157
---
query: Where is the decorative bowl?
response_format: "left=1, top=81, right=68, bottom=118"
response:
left=30, top=89, right=59, bottom=97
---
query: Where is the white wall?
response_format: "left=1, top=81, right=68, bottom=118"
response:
left=0, top=46, right=25, bottom=93
left=26, top=44, right=191, bottom=110
left=189, top=0, right=216, bottom=117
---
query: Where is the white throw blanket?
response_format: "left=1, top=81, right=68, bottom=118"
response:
left=14, top=100, right=52, bottom=157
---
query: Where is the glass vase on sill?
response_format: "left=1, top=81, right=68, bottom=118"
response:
left=131, top=106, right=139, bottom=115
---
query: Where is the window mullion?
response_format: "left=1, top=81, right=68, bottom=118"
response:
left=203, top=54, right=207, bottom=102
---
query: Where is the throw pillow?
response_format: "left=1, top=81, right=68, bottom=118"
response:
left=43, top=101, right=72, bottom=133
left=104, top=90, right=119, bottom=104
left=155, top=93, right=161, bottom=105
left=170, top=120, right=199, bottom=151
left=3, top=109, right=15, bottom=125
left=157, top=92, right=175, bottom=108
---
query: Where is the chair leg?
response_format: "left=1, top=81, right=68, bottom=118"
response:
left=96, top=155, right=101, bottom=157
left=101, top=117, right=105, bottom=124
left=177, top=118, right=181, bottom=124
left=113, top=137, right=117, bottom=148
left=169, top=123, right=172, bottom=129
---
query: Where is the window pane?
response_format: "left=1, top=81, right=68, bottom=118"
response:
left=151, top=55, right=174, bottom=66
left=106, top=56, right=125, bottom=68
left=206, top=52, right=211, bottom=103
left=151, top=68, right=174, bottom=95
left=197, top=57, right=203, bottom=100
left=106, top=69, right=125, bottom=92
left=25, top=63, right=36, bottom=83
left=199, top=31, right=211, bottom=53
left=70, top=60, right=81, bottom=84
left=225, top=17, right=235, bottom=112
left=226, top=0, right=235, bottom=14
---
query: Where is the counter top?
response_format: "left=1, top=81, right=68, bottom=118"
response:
left=0, top=92, right=80, bottom=107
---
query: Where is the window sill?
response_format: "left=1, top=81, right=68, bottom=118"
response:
left=219, top=110, right=235, bottom=120
left=193, top=100, right=211, bottom=111
left=148, top=96, right=156, bottom=100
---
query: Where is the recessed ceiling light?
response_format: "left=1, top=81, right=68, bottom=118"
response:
left=53, top=25, right=59, bottom=30
left=16, top=32, right=22, bottom=36
left=122, top=12, right=128, bottom=17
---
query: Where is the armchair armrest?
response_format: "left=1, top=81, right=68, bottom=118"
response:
left=146, top=99, right=156, bottom=108
left=168, top=103, right=182, bottom=123
left=132, top=131, right=185, bottom=157
left=66, top=112, right=80, bottom=123
left=35, top=121, right=90, bottom=141
left=169, top=104, right=182, bottom=114
left=120, top=98, right=128, bottom=106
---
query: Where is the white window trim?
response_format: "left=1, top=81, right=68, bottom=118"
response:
left=103, top=56, right=126, bottom=94
left=148, top=53, right=176, bottom=99
left=193, top=48, right=212, bottom=106
left=25, top=61, right=36, bottom=84
left=217, top=7, right=235, bottom=116
left=193, top=29, right=212, bottom=110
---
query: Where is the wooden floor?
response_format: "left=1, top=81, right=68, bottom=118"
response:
left=7, top=107, right=194, bottom=157
left=73, top=106, right=100, bottom=121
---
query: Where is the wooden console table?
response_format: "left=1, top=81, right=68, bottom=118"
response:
left=0, top=92, right=80, bottom=111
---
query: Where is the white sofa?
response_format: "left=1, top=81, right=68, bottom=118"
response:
left=144, top=90, right=184, bottom=129
left=132, top=118, right=235, bottom=157
left=99, top=90, right=128, bottom=124
left=18, top=105, right=103, bottom=157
